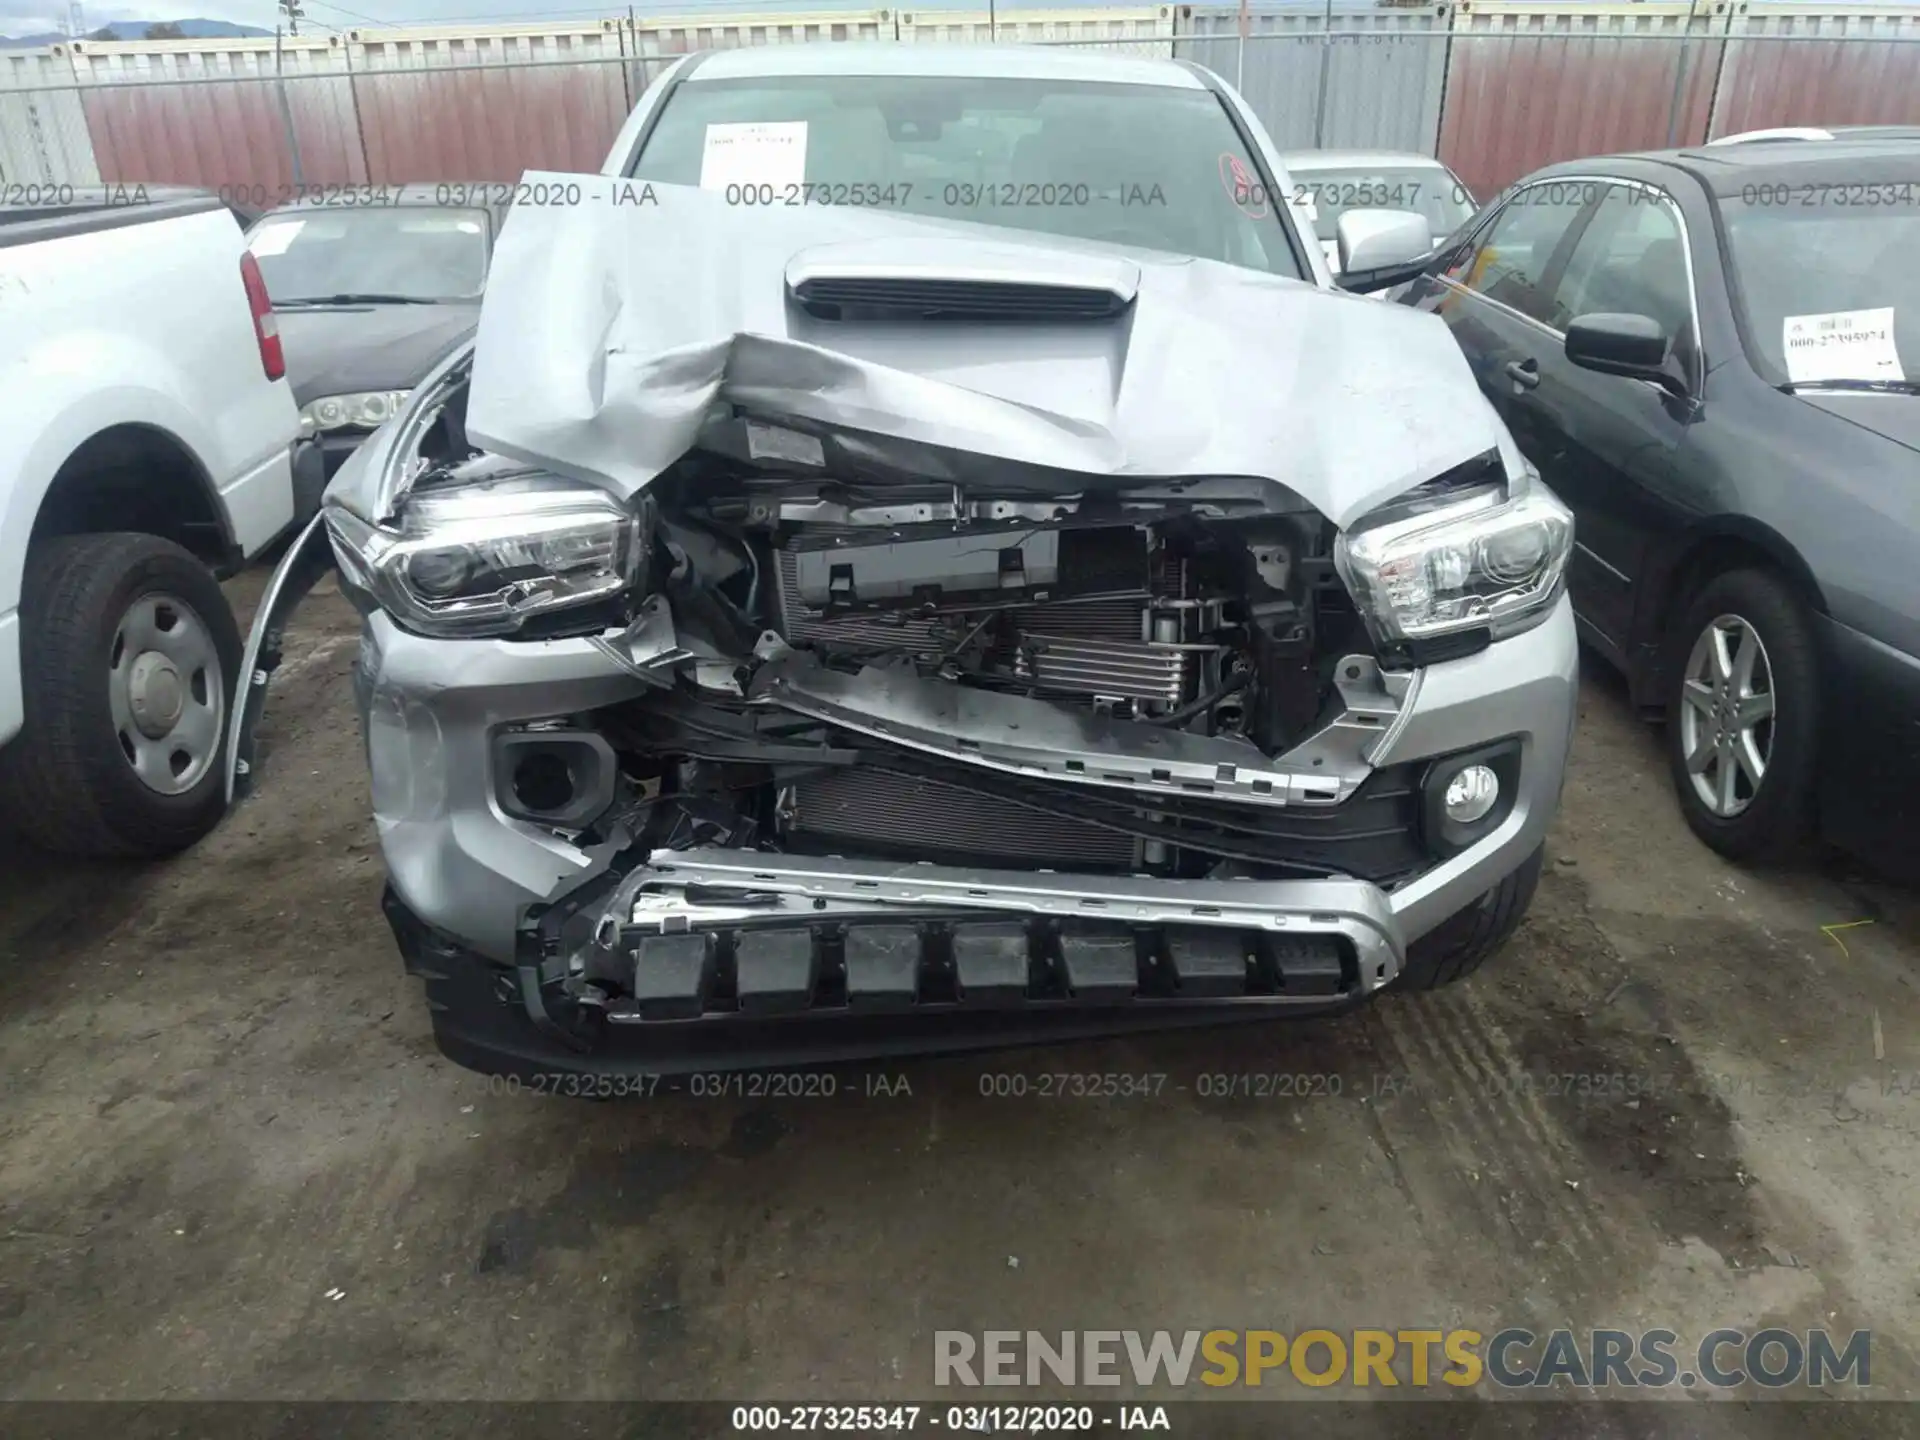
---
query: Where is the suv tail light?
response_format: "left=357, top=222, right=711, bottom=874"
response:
left=239, top=251, right=285, bottom=381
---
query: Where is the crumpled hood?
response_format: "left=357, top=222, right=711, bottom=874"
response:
left=466, top=172, right=1516, bottom=530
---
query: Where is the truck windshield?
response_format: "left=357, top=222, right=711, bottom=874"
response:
left=247, top=207, right=492, bottom=303
left=1719, top=192, right=1920, bottom=387
left=629, top=75, right=1304, bottom=278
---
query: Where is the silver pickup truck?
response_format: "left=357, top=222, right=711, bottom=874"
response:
left=239, top=45, right=1578, bottom=1081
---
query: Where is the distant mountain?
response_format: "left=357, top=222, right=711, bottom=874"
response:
left=0, top=19, right=272, bottom=47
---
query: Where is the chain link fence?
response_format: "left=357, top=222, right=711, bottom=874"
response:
left=4, top=5, right=1920, bottom=204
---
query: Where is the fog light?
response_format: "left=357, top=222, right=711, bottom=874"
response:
left=1444, top=764, right=1500, bottom=824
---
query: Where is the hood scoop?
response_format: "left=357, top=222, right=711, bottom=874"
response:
left=785, top=237, right=1138, bottom=323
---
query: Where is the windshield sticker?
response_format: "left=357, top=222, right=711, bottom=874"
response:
left=1782, top=308, right=1904, bottom=384
left=1219, top=154, right=1270, bottom=219
left=247, top=220, right=304, bottom=257
left=700, top=121, right=808, bottom=193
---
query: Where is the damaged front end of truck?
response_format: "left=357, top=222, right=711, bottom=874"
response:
left=234, top=179, right=1578, bottom=1077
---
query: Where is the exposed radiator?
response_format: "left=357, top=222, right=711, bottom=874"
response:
left=775, top=548, right=948, bottom=652
left=775, top=548, right=1192, bottom=704
left=787, top=767, right=1137, bottom=869
left=1007, top=631, right=1189, bottom=706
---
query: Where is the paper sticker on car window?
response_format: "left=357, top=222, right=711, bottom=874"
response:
left=248, top=220, right=304, bottom=257
left=1782, top=307, right=1904, bottom=384
left=700, top=121, right=808, bottom=193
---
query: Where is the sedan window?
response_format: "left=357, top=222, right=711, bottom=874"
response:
left=629, top=75, right=1304, bottom=277
left=1546, top=185, right=1692, bottom=343
left=1444, top=182, right=1590, bottom=325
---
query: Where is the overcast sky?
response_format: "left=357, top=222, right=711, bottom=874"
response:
left=3, top=0, right=1072, bottom=38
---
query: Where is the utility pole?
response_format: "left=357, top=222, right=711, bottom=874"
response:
left=64, top=1, right=84, bottom=38
left=279, top=0, right=305, bottom=36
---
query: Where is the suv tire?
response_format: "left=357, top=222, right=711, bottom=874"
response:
left=0, top=533, right=240, bottom=857
left=1398, top=844, right=1543, bottom=990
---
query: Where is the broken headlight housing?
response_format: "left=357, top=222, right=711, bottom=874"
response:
left=325, top=467, right=643, bottom=639
left=1335, top=459, right=1572, bottom=645
left=300, top=390, right=414, bottom=436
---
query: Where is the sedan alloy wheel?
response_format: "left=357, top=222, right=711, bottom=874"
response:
left=1677, top=613, right=1775, bottom=818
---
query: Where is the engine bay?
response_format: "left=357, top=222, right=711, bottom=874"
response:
left=396, top=421, right=1431, bottom=889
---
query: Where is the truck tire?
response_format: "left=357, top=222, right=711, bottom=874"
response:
left=1662, top=567, right=1819, bottom=863
left=1396, top=844, right=1543, bottom=991
left=0, top=533, right=240, bottom=858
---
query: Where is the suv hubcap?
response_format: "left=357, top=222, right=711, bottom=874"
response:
left=108, top=594, right=224, bottom=796
left=1678, top=613, right=1775, bottom=818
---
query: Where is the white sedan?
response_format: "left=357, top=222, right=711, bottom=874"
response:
left=1279, top=149, right=1477, bottom=275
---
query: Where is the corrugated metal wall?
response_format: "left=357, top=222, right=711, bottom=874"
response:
left=631, top=9, right=895, bottom=55
left=1436, top=1, right=1723, bottom=200
left=1709, top=2, right=1920, bottom=137
left=0, top=47, right=99, bottom=186
left=67, top=36, right=361, bottom=189
left=899, top=6, right=1178, bottom=51
left=348, top=24, right=633, bottom=182
left=8, top=5, right=1920, bottom=195
left=1174, top=3, right=1450, bottom=154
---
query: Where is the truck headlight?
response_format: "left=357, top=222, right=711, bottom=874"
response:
left=300, top=389, right=414, bottom=436
left=325, top=467, right=642, bottom=638
left=1335, top=461, right=1572, bottom=645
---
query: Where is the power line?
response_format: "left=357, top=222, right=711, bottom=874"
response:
left=300, top=0, right=397, bottom=26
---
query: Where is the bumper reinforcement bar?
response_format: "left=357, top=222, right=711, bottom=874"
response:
left=544, top=849, right=1406, bottom=1023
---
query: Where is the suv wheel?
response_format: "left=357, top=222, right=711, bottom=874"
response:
left=1664, top=568, right=1819, bottom=862
left=0, top=533, right=240, bottom=857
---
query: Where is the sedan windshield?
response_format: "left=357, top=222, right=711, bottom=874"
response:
left=1719, top=193, right=1920, bottom=386
left=1289, top=164, right=1476, bottom=244
left=247, top=207, right=492, bottom=303
left=630, top=75, right=1304, bottom=277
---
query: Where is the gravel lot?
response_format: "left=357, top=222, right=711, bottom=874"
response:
left=3, top=569, right=1917, bottom=1413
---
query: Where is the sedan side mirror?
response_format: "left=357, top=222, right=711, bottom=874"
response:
left=1333, top=208, right=1435, bottom=293
left=1565, top=312, right=1669, bottom=380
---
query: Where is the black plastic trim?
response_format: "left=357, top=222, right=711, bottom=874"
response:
left=1419, top=738, right=1524, bottom=858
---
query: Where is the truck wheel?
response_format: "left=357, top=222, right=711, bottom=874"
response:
left=1396, top=845, right=1543, bottom=990
left=1663, top=568, right=1819, bottom=862
left=0, top=533, right=240, bottom=857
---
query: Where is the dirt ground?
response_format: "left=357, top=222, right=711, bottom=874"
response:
left=2, top=570, right=1917, bottom=1415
